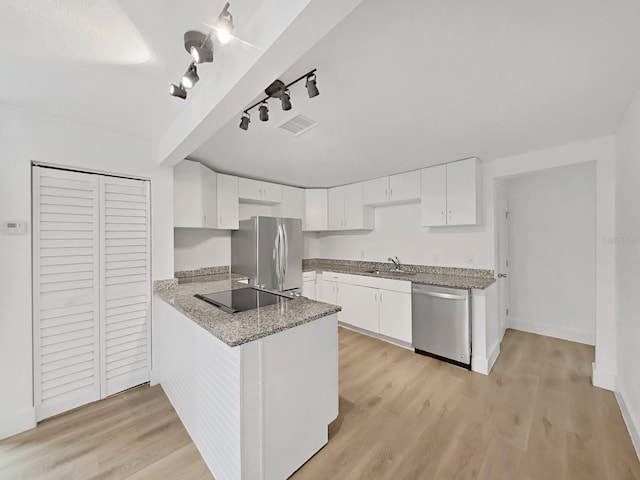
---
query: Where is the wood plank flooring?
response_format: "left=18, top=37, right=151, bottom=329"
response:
left=1, top=328, right=638, bottom=479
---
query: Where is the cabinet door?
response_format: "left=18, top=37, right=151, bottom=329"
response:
left=320, top=280, right=338, bottom=304
left=337, top=283, right=379, bottom=333
left=379, top=289, right=412, bottom=344
left=261, top=182, right=283, bottom=204
left=344, top=183, right=374, bottom=230
left=173, top=160, right=204, bottom=228
left=389, top=170, right=421, bottom=204
left=200, top=164, right=218, bottom=228
left=238, top=177, right=262, bottom=202
left=362, top=177, right=389, bottom=205
left=217, top=174, right=239, bottom=229
left=446, top=158, right=480, bottom=226
left=420, top=165, right=447, bottom=226
left=327, top=186, right=345, bottom=230
left=304, top=189, right=328, bottom=231
left=274, top=186, right=304, bottom=219
left=302, top=280, right=316, bottom=300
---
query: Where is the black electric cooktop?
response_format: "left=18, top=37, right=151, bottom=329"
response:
left=194, top=287, right=289, bottom=314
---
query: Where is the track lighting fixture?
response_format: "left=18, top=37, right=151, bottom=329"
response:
left=189, top=34, right=214, bottom=63
left=181, top=63, right=199, bottom=89
left=169, top=83, right=187, bottom=99
left=237, top=69, right=320, bottom=130
left=281, top=89, right=292, bottom=111
left=168, top=3, right=234, bottom=99
left=259, top=102, right=269, bottom=121
left=306, top=73, right=319, bottom=98
left=216, top=2, right=234, bottom=44
left=239, top=112, right=250, bottom=130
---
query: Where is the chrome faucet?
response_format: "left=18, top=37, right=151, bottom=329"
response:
left=388, top=256, right=402, bottom=271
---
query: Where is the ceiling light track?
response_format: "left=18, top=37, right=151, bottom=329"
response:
left=169, top=2, right=234, bottom=100
left=239, top=69, right=319, bottom=131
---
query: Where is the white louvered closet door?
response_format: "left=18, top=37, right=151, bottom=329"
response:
left=33, top=167, right=102, bottom=421
left=100, top=176, right=151, bottom=397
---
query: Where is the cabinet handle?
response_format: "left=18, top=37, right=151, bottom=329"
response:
left=203, top=214, right=206, bottom=224
left=380, top=293, right=383, bottom=302
left=441, top=211, right=445, bottom=222
left=448, top=211, right=452, bottom=222
left=219, top=215, right=222, bottom=225
left=385, top=188, right=388, bottom=199
left=390, top=188, right=393, bottom=198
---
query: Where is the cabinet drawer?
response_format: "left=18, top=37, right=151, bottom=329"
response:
left=302, top=271, right=316, bottom=281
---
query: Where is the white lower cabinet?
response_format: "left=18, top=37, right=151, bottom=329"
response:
left=302, top=272, right=317, bottom=300
left=317, top=272, right=412, bottom=344
left=378, top=289, right=412, bottom=343
left=337, top=283, right=379, bottom=333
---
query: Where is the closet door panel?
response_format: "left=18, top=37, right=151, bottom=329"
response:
left=33, top=167, right=101, bottom=421
left=100, top=177, right=151, bottom=398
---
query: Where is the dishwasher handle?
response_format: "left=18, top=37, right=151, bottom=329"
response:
left=412, top=287, right=468, bottom=301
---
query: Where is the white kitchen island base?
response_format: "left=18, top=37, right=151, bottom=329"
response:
left=153, top=297, right=338, bottom=480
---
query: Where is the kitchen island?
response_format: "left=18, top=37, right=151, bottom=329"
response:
left=153, top=274, right=341, bottom=480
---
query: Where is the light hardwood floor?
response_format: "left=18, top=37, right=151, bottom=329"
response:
left=1, top=328, right=638, bottom=479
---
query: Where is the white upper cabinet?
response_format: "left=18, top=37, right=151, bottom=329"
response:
left=328, top=183, right=374, bottom=231
left=363, top=171, right=421, bottom=206
left=238, top=177, right=282, bottom=205
left=304, top=189, right=328, bottom=231
left=421, top=158, right=481, bottom=227
left=446, top=158, right=481, bottom=226
left=389, top=171, right=421, bottom=203
left=216, top=174, right=239, bottom=229
left=273, top=185, right=304, bottom=220
left=420, top=164, right=447, bottom=226
left=174, top=160, right=239, bottom=229
left=362, top=177, right=389, bottom=205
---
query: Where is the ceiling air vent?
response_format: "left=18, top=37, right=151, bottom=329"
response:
left=278, top=114, right=318, bottom=136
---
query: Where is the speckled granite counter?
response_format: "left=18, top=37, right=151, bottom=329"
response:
left=303, top=259, right=496, bottom=290
left=154, top=274, right=341, bottom=347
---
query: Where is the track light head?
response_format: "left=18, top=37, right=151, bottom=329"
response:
left=259, top=102, right=269, bottom=121
left=306, top=74, right=319, bottom=98
left=169, top=83, right=187, bottom=99
left=181, top=63, right=199, bottom=89
left=281, top=90, right=292, bottom=111
left=185, top=31, right=214, bottom=63
left=239, top=112, right=250, bottom=130
left=216, top=2, right=234, bottom=44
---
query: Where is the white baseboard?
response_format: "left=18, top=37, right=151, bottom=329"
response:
left=615, top=383, right=640, bottom=461
left=509, top=319, right=595, bottom=346
left=337, top=322, right=413, bottom=351
left=0, top=407, right=36, bottom=441
left=592, top=362, right=616, bottom=391
left=471, top=341, right=500, bottom=376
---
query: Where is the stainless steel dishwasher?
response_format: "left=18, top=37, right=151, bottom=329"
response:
left=411, top=284, right=471, bottom=369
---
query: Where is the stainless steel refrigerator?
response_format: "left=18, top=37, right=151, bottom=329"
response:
left=231, top=216, right=303, bottom=293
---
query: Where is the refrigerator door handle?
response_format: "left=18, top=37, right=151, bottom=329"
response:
left=274, top=224, right=281, bottom=289
left=282, top=223, right=288, bottom=285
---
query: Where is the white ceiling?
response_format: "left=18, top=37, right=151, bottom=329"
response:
left=190, top=0, right=640, bottom=187
left=0, top=0, right=269, bottom=140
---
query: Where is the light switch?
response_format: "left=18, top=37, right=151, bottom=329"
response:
left=2, top=220, right=27, bottom=234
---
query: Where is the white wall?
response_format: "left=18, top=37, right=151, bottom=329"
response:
left=0, top=104, right=174, bottom=440
left=506, top=162, right=596, bottom=345
left=614, top=87, right=640, bottom=458
left=174, top=229, right=231, bottom=271
left=314, top=203, right=493, bottom=268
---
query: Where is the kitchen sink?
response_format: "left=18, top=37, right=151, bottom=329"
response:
left=364, top=269, right=416, bottom=276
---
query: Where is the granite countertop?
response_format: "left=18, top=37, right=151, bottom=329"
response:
left=154, top=274, right=341, bottom=347
left=304, top=260, right=496, bottom=290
